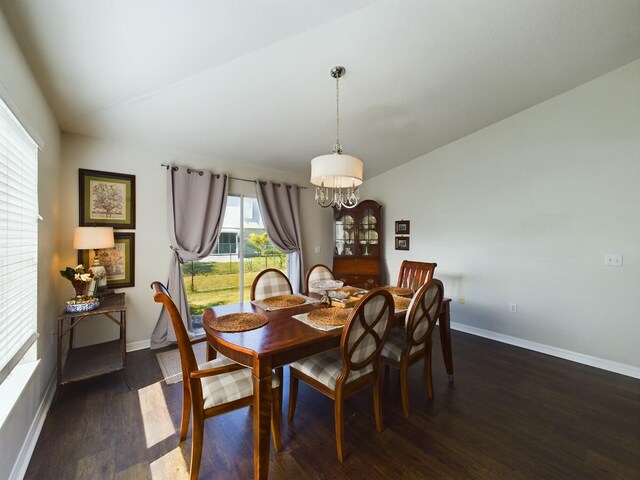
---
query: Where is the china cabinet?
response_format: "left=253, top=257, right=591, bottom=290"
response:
left=332, top=199, right=382, bottom=288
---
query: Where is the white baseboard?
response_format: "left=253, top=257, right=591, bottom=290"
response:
left=9, top=372, right=56, bottom=480
left=451, top=322, right=640, bottom=380
left=126, top=339, right=150, bottom=352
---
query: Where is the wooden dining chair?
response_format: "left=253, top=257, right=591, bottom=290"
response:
left=250, top=268, right=293, bottom=300
left=381, top=278, right=444, bottom=417
left=287, top=288, right=394, bottom=462
left=397, top=260, right=437, bottom=292
left=305, top=263, right=335, bottom=293
left=151, top=281, right=282, bottom=479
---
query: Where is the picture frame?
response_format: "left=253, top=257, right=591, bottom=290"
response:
left=395, top=236, right=410, bottom=251
left=78, top=232, right=135, bottom=288
left=79, top=169, right=136, bottom=228
left=395, top=220, right=410, bottom=235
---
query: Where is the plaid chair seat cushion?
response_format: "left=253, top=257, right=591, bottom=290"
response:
left=290, top=347, right=374, bottom=390
left=380, top=328, right=425, bottom=363
left=253, top=271, right=292, bottom=300
left=199, top=358, right=279, bottom=409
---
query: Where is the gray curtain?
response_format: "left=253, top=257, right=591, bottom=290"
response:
left=255, top=181, right=304, bottom=293
left=150, top=166, right=228, bottom=349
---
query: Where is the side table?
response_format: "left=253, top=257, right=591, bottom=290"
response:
left=51, top=293, right=132, bottom=411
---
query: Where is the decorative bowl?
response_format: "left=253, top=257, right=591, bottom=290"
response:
left=66, top=297, right=100, bottom=313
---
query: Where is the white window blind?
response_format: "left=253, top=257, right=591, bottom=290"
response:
left=0, top=97, right=38, bottom=385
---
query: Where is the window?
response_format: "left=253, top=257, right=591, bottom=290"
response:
left=0, top=97, right=39, bottom=385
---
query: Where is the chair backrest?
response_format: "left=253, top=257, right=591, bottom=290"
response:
left=397, top=260, right=437, bottom=292
left=341, top=288, right=394, bottom=372
left=251, top=268, right=293, bottom=300
left=151, top=282, right=199, bottom=380
left=305, top=264, right=335, bottom=293
left=404, top=278, right=444, bottom=351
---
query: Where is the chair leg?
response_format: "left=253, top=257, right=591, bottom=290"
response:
left=373, top=370, right=384, bottom=432
left=180, top=380, right=191, bottom=441
left=425, top=343, right=434, bottom=400
left=271, top=385, right=282, bottom=453
left=275, top=366, right=284, bottom=409
left=399, top=361, right=410, bottom=418
left=287, top=372, right=299, bottom=422
left=334, top=395, right=345, bottom=463
left=189, top=407, right=204, bottom=480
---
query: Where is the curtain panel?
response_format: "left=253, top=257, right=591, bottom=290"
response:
left=255, top=181, right=304, bottom=292
left=151, top=166, right=228, bottom=349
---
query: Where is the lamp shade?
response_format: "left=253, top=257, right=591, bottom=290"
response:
left=310, top=154, right=364, bottom=188
left=73, top=227, right=115, bottom=250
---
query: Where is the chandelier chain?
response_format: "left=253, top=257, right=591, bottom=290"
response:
left=334, top=75, right=342, bottom=154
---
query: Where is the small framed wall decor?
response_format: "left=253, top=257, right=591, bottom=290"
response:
left=395, top=236, right=410, bottom=251
left=79, top=169, right=136, bottom=228
left=395, top=220, right=410, bottom=235
left=78, top=232, right=135, bottom=288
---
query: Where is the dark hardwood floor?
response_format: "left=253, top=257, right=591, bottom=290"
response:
left=26, top=328, right=640, bottom=479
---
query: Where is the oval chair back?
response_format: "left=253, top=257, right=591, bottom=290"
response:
left=305, top=264, right=334, bottom=293
left=251, top=268, right=293, bottom=300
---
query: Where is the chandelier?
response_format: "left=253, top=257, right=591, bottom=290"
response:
left=310, top=66, right=363, bottom=210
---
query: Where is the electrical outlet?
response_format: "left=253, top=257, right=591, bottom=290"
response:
left=509, top=303, right=518, bottom=314
left=459, top=295, right=465, bottom=304
left=604, top=254, right=623, bottom=266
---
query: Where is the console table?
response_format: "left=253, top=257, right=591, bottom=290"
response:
left=51, top=293, right=131, bottom=410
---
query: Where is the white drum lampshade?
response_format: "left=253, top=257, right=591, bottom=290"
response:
left=310, top=154, right=364, bottom=188
left=73, top=227, right=115, bottom=290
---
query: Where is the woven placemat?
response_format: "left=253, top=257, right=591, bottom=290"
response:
left=394, top=296, right=411, bottom=310
left=262, top=294, right=306, bottom=308
left=383, top=286, right=414, bottom=296
left=335, top=286, right=365, bottom=295
left=209, top=312, right=269, bottom=332
left=307, top=307, right=351, bottom=326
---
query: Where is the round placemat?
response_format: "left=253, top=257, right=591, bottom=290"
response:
left=335, top=286, right=365, bottom=295
left=263, top=294, right=306, bottom=308
left=209, top=312, right=269, bottom=332
left=394, top=297, right=411, bottom=310
left=307, top=307, right=351, bottom=326
left=382, top=286, right=414, bottom=296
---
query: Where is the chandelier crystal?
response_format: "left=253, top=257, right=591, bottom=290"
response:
left=310, top=66, right=363, bottom=210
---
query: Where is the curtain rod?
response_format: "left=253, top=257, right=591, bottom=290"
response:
left=160, top=163, right=307, bottom=189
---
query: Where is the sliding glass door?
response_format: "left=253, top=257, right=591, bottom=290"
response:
left=182, top=195, right=286, bottom=328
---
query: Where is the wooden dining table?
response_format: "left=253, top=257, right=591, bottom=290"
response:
left=202, top=295, right=453, bottom=480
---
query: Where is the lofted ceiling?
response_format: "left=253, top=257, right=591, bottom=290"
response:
left=1, top=0, right=639, bottom=180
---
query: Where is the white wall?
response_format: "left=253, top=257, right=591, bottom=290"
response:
left=362, top=60, right=640, bottom=373
left=0, top=9, right=62, bottom=480
left=59, top=134, right=334, bottom=348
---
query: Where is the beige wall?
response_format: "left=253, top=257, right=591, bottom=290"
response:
left=362, top=60, right=640, bottom=373
left=0, top=9, right=62, bottom=480
left=59, top=133, right=334, bottom=348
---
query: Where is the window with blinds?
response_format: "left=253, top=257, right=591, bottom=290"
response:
left=0, top=97, right=39, bottom=386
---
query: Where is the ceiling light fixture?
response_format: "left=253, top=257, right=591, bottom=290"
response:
left=310, top=66, right=363, bottom=210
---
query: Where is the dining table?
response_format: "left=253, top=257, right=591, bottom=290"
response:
left=202, top=293, right=453, bottom=480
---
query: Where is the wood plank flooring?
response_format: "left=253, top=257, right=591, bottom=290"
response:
left=25, top=328, right=640, bottom=479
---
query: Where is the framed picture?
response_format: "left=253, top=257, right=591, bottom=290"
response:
left=395, top=236, right=410, bottom=251
left=78, top=232, right=135, bottom=288
left=395, top=220, right=410, bottom=235
left=79, top=169, right=136, bottom=228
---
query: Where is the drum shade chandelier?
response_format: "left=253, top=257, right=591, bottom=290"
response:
left=310, top=66, right=363, bottom=209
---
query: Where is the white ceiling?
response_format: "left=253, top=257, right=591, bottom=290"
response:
left=2, top=0, right=639, bottom=179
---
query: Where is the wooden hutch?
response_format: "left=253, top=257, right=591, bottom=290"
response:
left=332, top=199, right=382, bottom=288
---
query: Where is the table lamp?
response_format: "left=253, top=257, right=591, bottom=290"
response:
left=73, top=226, right=115, bottom=294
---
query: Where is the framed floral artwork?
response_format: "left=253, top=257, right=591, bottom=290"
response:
left=78, top=232, right=135, bottom=288
left=79, top=169, right=136, bottom=228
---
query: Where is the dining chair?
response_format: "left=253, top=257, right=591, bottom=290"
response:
left=151, top=281, right=281, bottom=479
left=381, top=278, right=444, bottom=417
left=305, top=263, right=335, bottom=293
left=397, top=260, right=437, bottom=292
left=250, top=268, right=293, bottom=300
left=287, top=288, right=395, bottom=462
